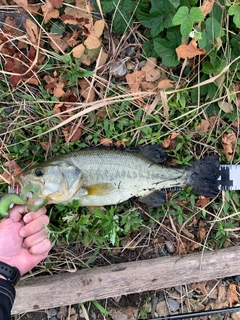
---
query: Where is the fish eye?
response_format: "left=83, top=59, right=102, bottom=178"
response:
left=35, top=168, right=44, bottom=177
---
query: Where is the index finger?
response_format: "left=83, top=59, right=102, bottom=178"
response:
left=23, top=207, right=47, bottom=224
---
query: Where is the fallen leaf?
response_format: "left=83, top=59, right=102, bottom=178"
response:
left=3, top=16, right=16, bottom=35
left=218, top=101, right=234, bottom=113
left=163, top=132, right=179, bottom=149
left=196, top=119, right=210, bottom=132
left=141, top=57, right=161, bottom=82
left=67, top=30, right=80, bottom=47
left=191, top=281, right=208, bottom=295
left=71, top=43, right=85, bottom=58
left=62, top=123, right=82, bottom=142
left=176, top=39, right=206, bottom=59
left=78, top=78, right=95, bottom=102
left=115, top=139, right=128, bottom=148
left=12, top=0, right=28, bottom=11
left=200, top=0, right=215, bottom=16
left=227, top=284, right=239, bottom=307
left=141, top=82, right=156, bottom=91
left=232, top=119, right=239, bottom=128
left=49, top=0, right=62, bottom=8
left=100, top=138, right=113, bottom=146
left=197, top=220, right=206, bottom=242
left=234, top=83, right=240, bottom=107
left=196, top=196, right=210, bottom=207
left=40, top=142, right=51, bottom=151
left=222, top=132, right=237, bottom=162
left=25, top=18, right=39, bottom=45
left=4, top=48, right=39, bottom=88
left=41, top=0, right=59, bottom=23
left=84, top=19, right=105, bottom=50
left=97, top=49, right=108, bottom=71
left=49, top=33, right=69, bottom=53
left=64, top=0, right=92, bottom=20
left=126, top=70, right=145, bottom=106
left=209, top=116, right=220, bottom=128
left=158, top=79, right=175, bottom=89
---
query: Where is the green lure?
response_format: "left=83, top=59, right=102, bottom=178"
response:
left=0, top=183, right=48, bottom=217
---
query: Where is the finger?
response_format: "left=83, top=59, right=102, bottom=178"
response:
left=28, top=238, right=52, bottom=255
left=23, top=228, right=48, bottom=249
left=19, top=214, right=50, bottom=238
left=9, top=205, right=25, bottom=222
left=23, top=207, right=47, bottom=224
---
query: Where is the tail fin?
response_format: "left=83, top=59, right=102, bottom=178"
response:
left=186, top=155, right=220, bottom=197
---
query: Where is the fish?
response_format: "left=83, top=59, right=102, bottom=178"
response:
left=15, top=145, right=220, bottom=208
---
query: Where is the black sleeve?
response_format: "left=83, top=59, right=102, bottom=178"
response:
left=0, top=279, right=16, bottom=320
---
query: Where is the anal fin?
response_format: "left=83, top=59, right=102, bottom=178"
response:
left=138, top=190, right=166, bottom=207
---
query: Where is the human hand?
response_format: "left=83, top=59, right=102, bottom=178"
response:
left=0, top=205, right=51, bottom=276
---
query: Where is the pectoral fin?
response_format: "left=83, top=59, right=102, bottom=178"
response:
left=85, top=183, right=114, bottom=196
left=138, top=190, right=166, bottom=207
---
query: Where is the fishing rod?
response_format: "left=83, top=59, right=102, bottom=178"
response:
left=147, top=305, right=240, bottom=320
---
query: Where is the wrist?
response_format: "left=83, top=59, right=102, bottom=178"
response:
left=0, top=261, right=20, bottom=286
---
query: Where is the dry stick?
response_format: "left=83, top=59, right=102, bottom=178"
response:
left=12, top=246, right=240, bottom=314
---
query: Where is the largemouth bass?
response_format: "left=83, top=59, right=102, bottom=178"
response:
left=15, top=145, right=220, bottom=208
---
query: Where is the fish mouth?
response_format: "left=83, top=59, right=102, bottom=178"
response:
left=14, top=176, right=41, bottom=201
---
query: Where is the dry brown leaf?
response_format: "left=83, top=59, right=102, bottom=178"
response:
left=191, top=281, right=208, bottom=295
left=197, top=220, right=206, bottom=242
left=49, top=33, right=69, bottom=53
left=176, top=39, right=206, bottom=59
left=209, top=115, right=220, bottom=128
left=141, top=57, right=161, bottom=82
left=53, top=82, right=65, bottom=98
left=234, top=82, right=240, bottom=107
left=84, top=19, right=105, bottom=50
left=97, top=50, right=108, bottom=69
left=196, top=196, right=210, bottom=207
left=12, top=0, right=28, bottom=11
left=115, top=139, right=128, bottom=148
left=158, top=79, right=175, bottom=89
left=78, top=78, right=95, bottom=103
left=25, top=19, right=39, bottom=45
left=141, top=82, right=156, bottom=91
left=163, top=132, right=179, bottom=149
left=227, top=284, right=239, bottom=307
left=53, top=102, right=74, bottom=121
left=49, top=0, right=62, bottom=8
left=126, top=71, right=145, bottom=91
left=42, top=0, right=59, bottom=23
left=62, top=123, right=82, bottom=142
left=196, top=119, right=210, bottom=132
left=232, top=119, right=239, bottom=128
left=0, top=161, right=22, bottom=184
left=200, top=0, right=215, bottom=16
left=40, top=142, right=51, bottom=151
left=84, top=35, right=101, bottom=50
left=222, top=131, right=237, bottom=162
left=100, top=138, right=113, bottom=146
left=126, top=70, right=145, bottom=106
left=3, top=16, right=16, bottom=35
left=71, top=43, right=85, bottom=58
left=66, top=30, right=80, bottom=47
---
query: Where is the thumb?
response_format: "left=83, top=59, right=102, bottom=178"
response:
left=9, top=205, right=26, bottom=223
